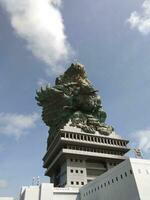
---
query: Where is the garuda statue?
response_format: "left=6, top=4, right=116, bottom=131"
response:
left=36, top=63, right=113, bottom=146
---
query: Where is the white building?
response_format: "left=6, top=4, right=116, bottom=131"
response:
left=19, top=183, right=79, bottom=200
left=19, top=158, right=150, bottom=200
left=80, top=158, right=150, bottom=200
left=0, top=198, right=14, bottom=200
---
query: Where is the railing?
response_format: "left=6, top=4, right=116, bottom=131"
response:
left=60, top=131, right=128, bottom=148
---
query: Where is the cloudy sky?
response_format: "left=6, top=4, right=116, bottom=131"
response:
left=1, top=0, right=150, bottom=197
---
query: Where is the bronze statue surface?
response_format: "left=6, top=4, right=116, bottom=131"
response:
left=36, top=63, right=113, bottom=146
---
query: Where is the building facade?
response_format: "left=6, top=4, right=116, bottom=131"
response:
left=19, top=183, right=79, bottom=200
left=80, top=158, right=150, bottom=200
left=43, top=125, right=129, bottom=188
left=19, top=158, right=150, bottom=200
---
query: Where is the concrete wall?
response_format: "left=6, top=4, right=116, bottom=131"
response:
left=130, top=159, right=150, bottom=200
left=19, top=183, right=79, bottom=200
left=0, top=198, right=13, bottom=200
left=80, top=159, right=141, bottom=200
left=54, top=188, right=80, bottom=200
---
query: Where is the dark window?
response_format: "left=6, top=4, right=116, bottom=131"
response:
left=81, top=182, right=84, bottom=185
left=120, top=174, right=123, bottom=179
left=104, top=183, right=106, bottom=187
left=76, top=170, right=78, bottom=173
left=125, top=172, right=127, bottom=177
left=97, top=186, right=100, bottom=190
left=112, top=179, right=114, bottom=183
left=80, top=170, right=83, bottom=174
left=71, top=181, right=74, bottom=185
left=70, top=169, right=73, bottom=173
left=95, top=188, right=96, bottom=191
left=101, top=184, right=103, bottom=188
left=108, top=181, right=110, bottom=185
left=130, top=169, right=133, bottom=175
left=116, top=177, right=118, bottom=181
left=76, top=181, right=79, bottom=185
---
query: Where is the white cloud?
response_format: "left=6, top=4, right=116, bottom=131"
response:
left=128, top=0, right=150, bottom=35
left=37, top=78, right=50, bottom=89
left=131, top=128, right=150, bottom=153
left=0, top=0, right=73, bottom=74
left=0, top=180, right=8, bottom=188
left=0, top=113, right=39, bottom=139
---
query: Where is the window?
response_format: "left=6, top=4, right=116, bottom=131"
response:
left=71, top=181, right=74, bottom=185
left=76, top=170, right=78, bottom=173
left=112, top=179, right=114, bottom=183
left=125, top=172, right=127, bottom=177
left=80, top=170, right=83, bottom=174
left=108, top=181, right=110, bottom=185
left=81, top=182, right=84, bottom=185
left=101, top=184, right=103, bottom=188
left=116, top=177, right=118, bottom=181
left=70, top=169, right=73, bottom=173
left=97, top=186, right=100, bottom=190
left=95, top=188, right=96, bottom=191
left=130, top=169, right=133, bottom=175
left=104, top=183, right=106, bottom=187
left=76, top=181, right=79, bottom=185
left=120, top=174, right=123, bottom=179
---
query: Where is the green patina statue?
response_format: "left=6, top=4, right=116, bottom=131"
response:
left=36, top=63, right=113, bottom=147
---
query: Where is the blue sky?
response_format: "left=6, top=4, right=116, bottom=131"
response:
left=0, top=0, right=150, bottom=197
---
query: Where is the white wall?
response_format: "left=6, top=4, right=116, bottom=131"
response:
left=0, top=198, right=14, bottom=200
left=53, top=187, right=79, bottom=200
left=80, top=159, right=141, bottom=200
left=19, top=183, right=79, bottom=200
left=130, top=159, right=150, bottom=200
